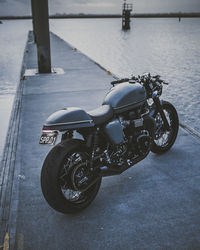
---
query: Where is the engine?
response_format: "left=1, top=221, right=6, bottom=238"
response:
left=121, top=114, right=155, bottom=156
left=103, top=109, right=156, bottom=168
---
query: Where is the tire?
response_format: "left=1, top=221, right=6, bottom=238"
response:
left=41, top=139, right=102, bottom=214
left=151, top=101, right=179, bottom=154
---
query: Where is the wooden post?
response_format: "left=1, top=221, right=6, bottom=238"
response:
left=31, top=0, right=37, bottom=43
left=31, top=0, right=51, bottom=73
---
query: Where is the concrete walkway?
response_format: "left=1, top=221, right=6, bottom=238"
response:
left=0, top=31, right=200, bottom=250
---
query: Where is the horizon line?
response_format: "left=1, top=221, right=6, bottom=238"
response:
left=1, top=12, right=200, bottom=20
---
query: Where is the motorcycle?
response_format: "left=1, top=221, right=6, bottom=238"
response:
left=39, top=73, right=179, bottom=214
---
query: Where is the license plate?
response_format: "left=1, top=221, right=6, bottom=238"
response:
left=39, top=131, right=58, bottom=145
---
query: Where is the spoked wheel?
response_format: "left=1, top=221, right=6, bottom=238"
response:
left=41, top=139, right=101, bottom=214
left=151, top=101, right=179, bottom=154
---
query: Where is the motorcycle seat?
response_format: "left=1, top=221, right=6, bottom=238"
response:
left=88, top=105, right=113, bottom=125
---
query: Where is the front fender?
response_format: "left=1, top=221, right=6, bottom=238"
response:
left=149, top=99, right=164, bottom=118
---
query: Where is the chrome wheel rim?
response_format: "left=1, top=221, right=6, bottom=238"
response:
left=59, top=152, right=86, bottom=202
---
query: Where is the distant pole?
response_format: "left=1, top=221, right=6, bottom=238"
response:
left=179, top=12, right=181, bottom=22
left=31, top=0, right=51, bottom=73
left=122, top=0, right=132, bottom=30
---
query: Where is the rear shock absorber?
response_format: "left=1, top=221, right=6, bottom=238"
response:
left=90, top=130, right=101, bottom=171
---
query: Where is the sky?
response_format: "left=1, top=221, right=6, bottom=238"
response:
left=0, top=0, right=200, bottom=16
left=48, top=0, right=200, bottom=14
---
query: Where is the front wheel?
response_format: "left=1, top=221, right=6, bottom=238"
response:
left=151, top=101, right=179, bottom=154
left=41, top=139, right=102, bottom=214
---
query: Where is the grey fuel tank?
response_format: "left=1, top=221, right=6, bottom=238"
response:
left=103, top=82, right=146, bottom=114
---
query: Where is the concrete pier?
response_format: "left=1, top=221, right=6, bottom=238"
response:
left=0, top=31, right=200, bottom=249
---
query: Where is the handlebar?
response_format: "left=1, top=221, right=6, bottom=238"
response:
left=110, top=78, right=130, bottom=86
left=110, top=74, right=169, bottom=86
left=160, top=80, right=169, bottom=85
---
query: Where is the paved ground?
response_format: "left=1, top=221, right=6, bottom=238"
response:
left=0, top=31, right=200, bottom=250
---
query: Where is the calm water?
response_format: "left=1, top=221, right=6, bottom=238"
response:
left=50, top=18, right=200, bottom=132
left=0, top=18, right=200, bottom=159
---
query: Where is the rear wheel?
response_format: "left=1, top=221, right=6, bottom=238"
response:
left=41, top=139, right=101, bottom=214
left=151, top=101, right=179, bottom=154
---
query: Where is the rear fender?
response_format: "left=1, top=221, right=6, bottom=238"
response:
left=43, top=107, right=95, bottom=131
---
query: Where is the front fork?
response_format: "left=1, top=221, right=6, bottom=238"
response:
left=153, top=97, right=170, bottom=130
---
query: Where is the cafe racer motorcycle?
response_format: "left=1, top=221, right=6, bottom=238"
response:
left=39, top=73, right=179, bottom=214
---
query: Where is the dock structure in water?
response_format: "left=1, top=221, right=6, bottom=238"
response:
left=122, top=0, right=133, bottom=30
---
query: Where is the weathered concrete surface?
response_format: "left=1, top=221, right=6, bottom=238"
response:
left=0, top=31, right=200, bottom=250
